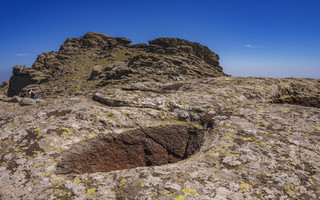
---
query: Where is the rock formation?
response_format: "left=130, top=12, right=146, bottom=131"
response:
left=0, top=32, right=320, bottom=200
left=5, top=32, right=225, bottom=97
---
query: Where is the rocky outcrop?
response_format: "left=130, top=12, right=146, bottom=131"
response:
left=6, top=32, right=226, bottom=98
left=7, top=65, right=33, bottom=97
left=59, top=32, right=132, bottom=52
left=148, top=37, right=220, bottom=67
left=269, top=94, right=320, bottom=108
left=0, top=80, right=9, bottom=89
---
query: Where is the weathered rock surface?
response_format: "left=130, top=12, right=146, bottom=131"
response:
left=1, top=76, right=320, bottom=200
left=0, top=32, right=320, bottom=200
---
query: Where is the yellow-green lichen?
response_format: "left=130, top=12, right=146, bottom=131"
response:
left=87, top=188, right=95, bottom=195
left=260, top=142, right=267, bottom=146
left=227, top=151, right=240, bottom=156
left=120, top=177, right=126, bottom=186
left=42, top=171, right=50, bottom=177
left=239, top=182, right=252, bottom=191
left=193, top=123, right=203, bottom=130
left=242, top=137, right=253, bottom=141
left=74, top=177, right=81, bottom=183
left=174, top=195, right=186, bottom=200
left=220, top=125, right=238, bottom=129
left=60, top=127, right=73, bottom=135
left=182, top=188, right=197, bottom=194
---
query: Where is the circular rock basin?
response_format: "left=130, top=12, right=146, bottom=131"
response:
left=57, top=124, right=204, bottom=174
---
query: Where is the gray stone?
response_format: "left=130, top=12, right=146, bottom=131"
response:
left=8, top=96, right=22, bottom=103
left=92, top=93, right=130, bottom=107
left=0, top=95, right=21, bottom=103
left=89, top=65, right=103, bottom=79
left=19, top=97, right=36, bottom=106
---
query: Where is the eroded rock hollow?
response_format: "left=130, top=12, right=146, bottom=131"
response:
left=57, top=124, right=204, bottom=174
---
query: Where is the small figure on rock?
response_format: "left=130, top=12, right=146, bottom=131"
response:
left=29, top=89, right=36, bottom=100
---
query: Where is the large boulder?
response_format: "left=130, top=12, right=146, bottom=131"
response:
left=105, top=61, right=132, bottom=80
left=19, top=97, right=36, bottom=106
left=89, top=65, right=104, bottom=80
left=92, top=93, right=131, bottom=107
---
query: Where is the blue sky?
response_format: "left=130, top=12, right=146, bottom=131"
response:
left=0, top=0, right=319, bottom=82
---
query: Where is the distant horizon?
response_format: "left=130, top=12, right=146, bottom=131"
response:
left=1, top=0, right=319, bottom=83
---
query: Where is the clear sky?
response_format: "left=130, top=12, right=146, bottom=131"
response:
left=1, top=0, right=319, bottom=83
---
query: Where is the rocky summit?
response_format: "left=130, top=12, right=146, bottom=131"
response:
left=0, top=32, right=320, bottom=200
left=5, top=32, right=225, bottom=98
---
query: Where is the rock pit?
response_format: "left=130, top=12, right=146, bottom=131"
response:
left=57, top=124, right=204, bottom=174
